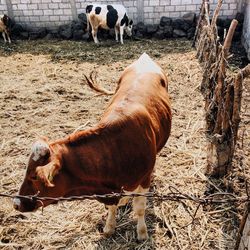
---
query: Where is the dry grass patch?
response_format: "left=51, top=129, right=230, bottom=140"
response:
left=0, top=39, right=249, bottom=249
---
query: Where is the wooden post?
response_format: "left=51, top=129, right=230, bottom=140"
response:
left=223, top=20, right=239, bottom=57
left=192, top=0, right=205, bottom=48
left=238, top=214, right=250, bottom=249
left=194, top=0, right=250, bottom=248
left=235, top=203, right=250, bottom=250
left=211, top=0, right=222, bottom=28
left=232, top=65, right=250, bottom=145
left=206, top=19, right=240, bottom=177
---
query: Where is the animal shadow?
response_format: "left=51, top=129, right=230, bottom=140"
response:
left=203, top=176, right=240, bottom=249
left=95, top=198, right=167, bottom=249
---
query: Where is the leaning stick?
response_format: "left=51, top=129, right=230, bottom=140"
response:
left=211, top=0, right=223, bottom=28
left=223, top=19, right=238, bottom=58
left=232, top=64, right=250, bottom=144
left=204, top=0, right=210, bottom=26
left=212, top=20, right=238, bottom=135
left=192, top=0, right=205, bottom=47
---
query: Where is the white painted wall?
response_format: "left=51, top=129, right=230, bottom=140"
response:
left=0, top=0, right=242, bottom=28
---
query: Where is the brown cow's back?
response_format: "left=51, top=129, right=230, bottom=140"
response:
left=101, top=53, right=171, bottom=152
left=60, top=54, right=171, bottom=193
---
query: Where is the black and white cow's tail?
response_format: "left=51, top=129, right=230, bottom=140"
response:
left=83, top=71, right=114, bottom=95
left=86, top=16, right=90, bottom=32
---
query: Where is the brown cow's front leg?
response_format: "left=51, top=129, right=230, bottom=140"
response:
left=103, top=205, right=117, bottom=236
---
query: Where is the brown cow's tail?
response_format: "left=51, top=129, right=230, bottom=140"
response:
left=83, top=71, right=114, bottom=95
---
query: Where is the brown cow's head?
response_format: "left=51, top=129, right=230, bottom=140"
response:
left=13, top=138, right=66, bottom=212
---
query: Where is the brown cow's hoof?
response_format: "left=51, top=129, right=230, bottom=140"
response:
left=137, top=229, right=149, bottom=241
left=103, top=226, right=115, bottom=237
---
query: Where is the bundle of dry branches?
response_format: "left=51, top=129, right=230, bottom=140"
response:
left=194, top=0, right=250, bottom=177
left=194, top=2, right=250, bottom=248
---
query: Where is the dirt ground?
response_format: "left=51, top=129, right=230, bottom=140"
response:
left=0, top=39, right=249, bottom=250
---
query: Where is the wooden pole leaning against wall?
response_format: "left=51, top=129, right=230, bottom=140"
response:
left=196, top=0, right=222, bottom=96
left=195, top=0, right=213, bottom=62
left=192, top=0, right=206, bottom=48
left=194, top=0, right=222, bottom=58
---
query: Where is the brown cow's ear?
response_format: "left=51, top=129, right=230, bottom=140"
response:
left=31, top=139, right=50, bottom=162
left=36, top=160, right=61, bottom=187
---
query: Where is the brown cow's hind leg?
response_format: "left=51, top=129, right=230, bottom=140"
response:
left=103, top=205, right=117, bottom=237
left=133, top=186, right=149, bottom=241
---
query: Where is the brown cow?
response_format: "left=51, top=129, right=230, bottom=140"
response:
left=13, top=53, right=172, bottom=240
left=0, top=14, right=11, bottom=43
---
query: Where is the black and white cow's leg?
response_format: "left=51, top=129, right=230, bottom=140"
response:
left=6, top=32, right=11, bottom=43
left=103, top=205, right=117, bottom=236
left=92, top=28, right=99, bottom=44
left=119, top=26, right=125, bottom=45
left=2, top=32, right=7, bottom=43
left=86, top=15, right=90, bottom=32
left=133, top=186, right=149, bottom=241
left=115, top=26, right=119, bottom=42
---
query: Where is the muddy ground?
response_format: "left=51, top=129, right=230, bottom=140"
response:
left=0, top=38, right=249, bottom=250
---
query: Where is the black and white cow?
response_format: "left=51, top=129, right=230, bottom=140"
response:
left=0, top=14, right=11, bottom=43
left=86, top=4, right=133, bottom=44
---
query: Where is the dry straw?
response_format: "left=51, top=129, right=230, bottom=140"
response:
left=0, top=36, right=249, bottom=249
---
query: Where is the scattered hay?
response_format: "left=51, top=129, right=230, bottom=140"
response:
left=0, top=39, right=249, bottom=249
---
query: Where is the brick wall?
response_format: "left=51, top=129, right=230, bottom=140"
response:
left=242, top=0, right=250, bottom=60
left=0, top=0, right=244, bottom=28
left=10, top=0, right=74, bottom=27
left=0, top=0, right=8, bottom=13
left=143, top=0, right=243, bottom=24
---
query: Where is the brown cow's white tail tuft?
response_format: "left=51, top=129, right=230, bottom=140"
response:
left=83, top=71, right=114, bottom=95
